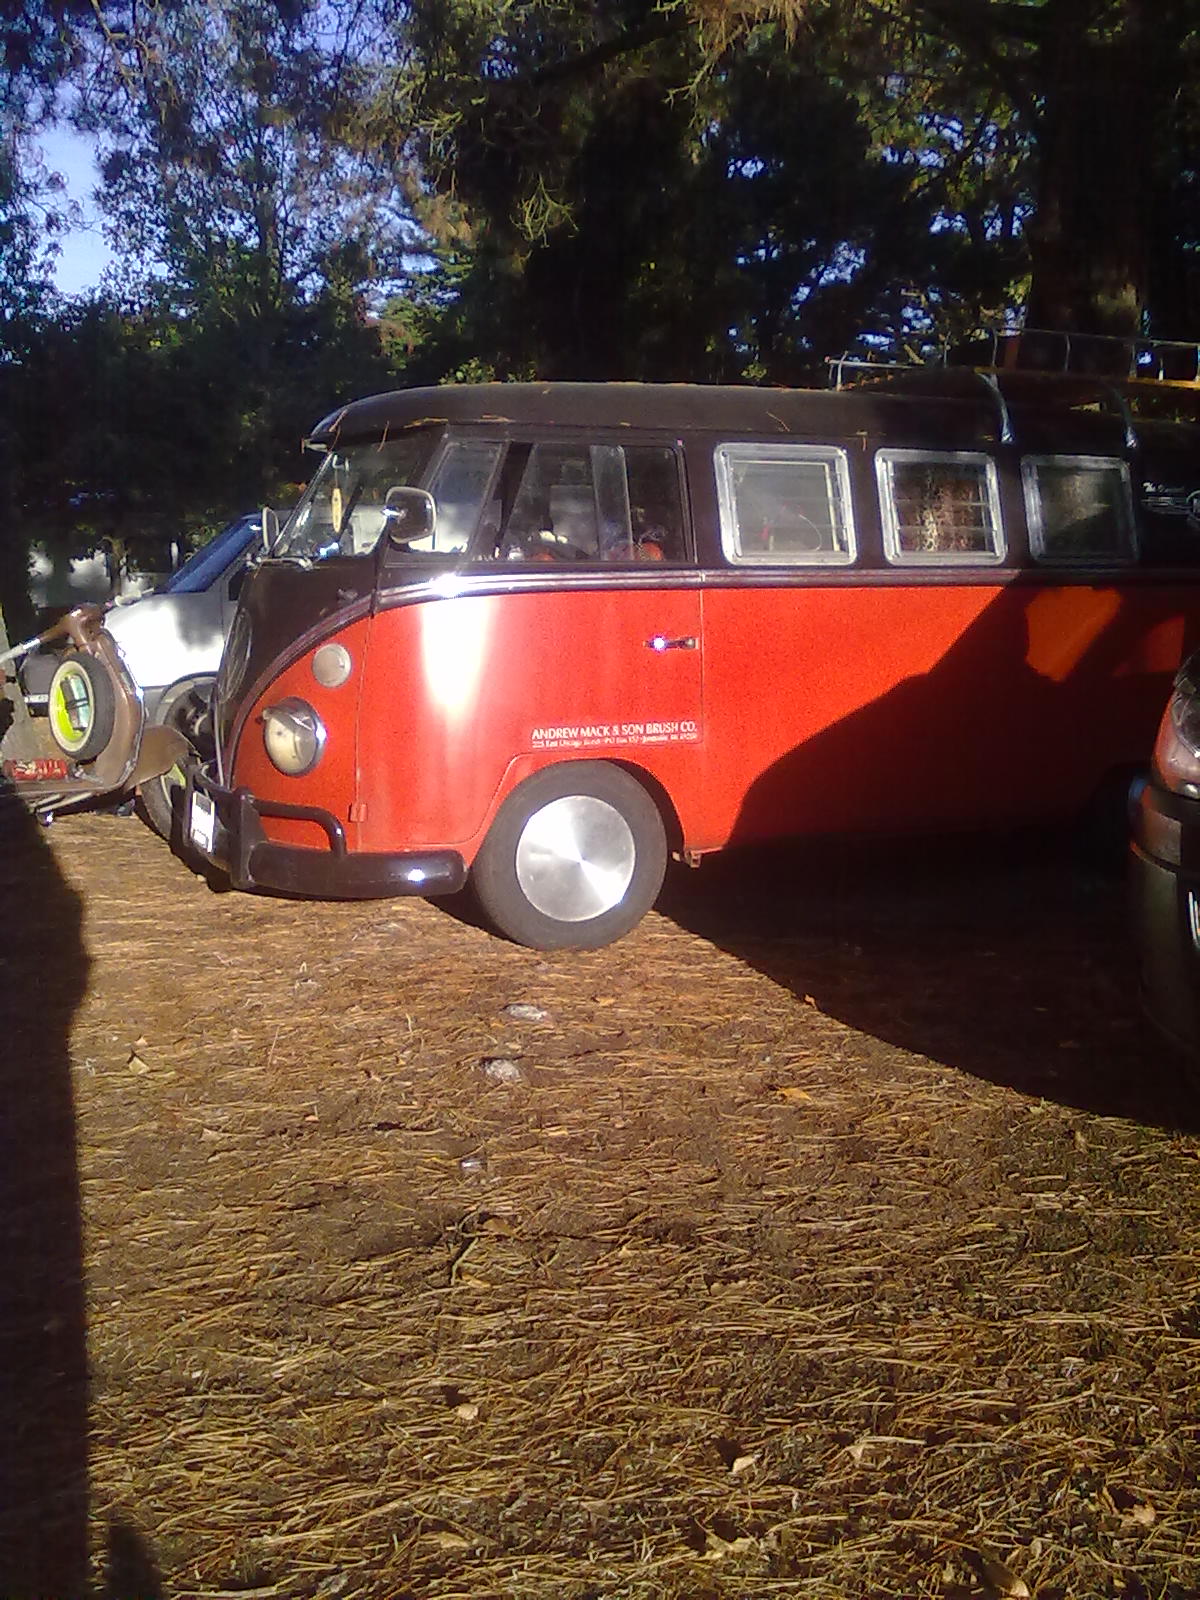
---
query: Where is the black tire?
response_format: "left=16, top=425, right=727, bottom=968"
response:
left=47, top=652, right=117, bottom=762
left=471, top=762, right=667, bottom=950
left=1078, top=764, right=1144, bottom=872
left=137, top=678, right=215, bottom=843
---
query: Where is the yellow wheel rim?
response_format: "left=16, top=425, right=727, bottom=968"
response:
left=48, top=662, right=96, bottom=756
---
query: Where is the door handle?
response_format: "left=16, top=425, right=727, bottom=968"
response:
left=645, top=634, right=698, bottom=652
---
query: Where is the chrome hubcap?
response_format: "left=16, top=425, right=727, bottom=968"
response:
left=515, top=795, right=636, bottom=922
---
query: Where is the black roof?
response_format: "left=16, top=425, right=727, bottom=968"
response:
left=305, top=375, right=1189, bottom=457
left=306, top=380, right=998, bottom=451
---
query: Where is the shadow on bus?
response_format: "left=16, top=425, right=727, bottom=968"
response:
left=656, top=826, right=1199, bottom=1134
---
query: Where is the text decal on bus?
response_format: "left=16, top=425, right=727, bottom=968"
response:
left=531, top=720, right=701, bottom=751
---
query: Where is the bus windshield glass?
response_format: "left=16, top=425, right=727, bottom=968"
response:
left=274, top=434, right=440, bottom=563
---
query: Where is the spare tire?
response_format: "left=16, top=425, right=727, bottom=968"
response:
left=47, top=652, right=117, bottom=762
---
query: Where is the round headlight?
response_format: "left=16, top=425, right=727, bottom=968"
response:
left=262, top=698, right=325, bottom=776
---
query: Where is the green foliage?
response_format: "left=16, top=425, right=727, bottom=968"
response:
left=0, top=148, right=54, bottom=362
left=717, top=0, right=1200, bottom=338
left=362, top=2, right=1035, bottom=381
left=0, top=0, right=1196, bottom=635
left=1, top=0, right=416, bottom=601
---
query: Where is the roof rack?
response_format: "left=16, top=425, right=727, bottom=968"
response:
left=827, top=359, right=1016, bottom=443
left=829, top=330, right=1200, bottom=449
left=830, top=330, right=1200, bottom=390
left=956, top=329, right=1200, bottom=387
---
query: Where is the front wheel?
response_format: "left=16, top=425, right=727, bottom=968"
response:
left=137, top=678, right=215, bottom=842
left=470, top=762, right=667, bottom=950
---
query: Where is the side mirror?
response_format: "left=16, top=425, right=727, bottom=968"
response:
left=261, top=506, right=280, bottom=554
left=383, top=486, right=436, bottom=548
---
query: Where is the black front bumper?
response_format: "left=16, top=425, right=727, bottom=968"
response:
left=1131, top=780, right=1200, bottom=1054
left=184, top=763, right=467, bottom=900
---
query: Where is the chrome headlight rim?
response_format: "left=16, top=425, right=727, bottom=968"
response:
left=262, top=696, right=326, bottom=777
left=1155, top=685, right=1200, bottom=797
left=1170, top=688, right=1200, bottom=761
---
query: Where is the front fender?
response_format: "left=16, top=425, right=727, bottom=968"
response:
left=130, top=724, right=189, bottom=785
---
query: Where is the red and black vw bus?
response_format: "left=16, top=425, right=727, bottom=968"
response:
left=183, top=367, right=1200, bottom=948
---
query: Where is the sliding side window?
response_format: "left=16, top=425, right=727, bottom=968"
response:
left=877, top=451, right=1005, bottom=566
left=715, top=443, right=855, bottom=566
left=485, top=443, right=687, bottom=563
left=1022, top=456, right=1135, bottom=564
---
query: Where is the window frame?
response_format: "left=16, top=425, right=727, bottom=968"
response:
left=469, top=435, right=693, bottom=566
left=1021, top=453, right=1137, bottom=566
left=714, top=442, right=857, bottom=568
left=419, top=434, right=506, bottom=556
left=876, top=448, right=1006, bottom=568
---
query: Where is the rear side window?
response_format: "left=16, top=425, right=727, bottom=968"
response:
left=877, top=450, right=1005, bottom=565
left=715, top=443, right=855, bottom=565
left=482, top=443, right=687, bottom=563
left=1022, top=456, right=1135, bottom=564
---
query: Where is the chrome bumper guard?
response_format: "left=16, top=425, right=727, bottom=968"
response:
left=184, top=763, right=467, bottom=900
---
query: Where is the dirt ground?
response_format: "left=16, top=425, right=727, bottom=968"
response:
left=2, top=805, right=1200, bottom=1600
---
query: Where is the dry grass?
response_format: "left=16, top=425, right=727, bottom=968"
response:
left=3, top=813, right=1200, bottom=1598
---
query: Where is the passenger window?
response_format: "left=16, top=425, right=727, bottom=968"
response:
left=489, top=444, right=685, bottom=563
left=877, top=451, right=1005, bottom=565
left=715, top=444, right=855, bottom=565
left=423, top=439, right=504, bottom=553
left=1022, top=457, right=1135, bottom=563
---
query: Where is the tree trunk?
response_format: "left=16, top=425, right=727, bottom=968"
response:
left=1024, top=0, right=1154, bottom=338
left=0, top=604, right=43, bottom=763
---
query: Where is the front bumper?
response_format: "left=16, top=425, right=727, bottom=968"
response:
left=1131, top=780, right=1200, bottom=1054
left=184, top=763, right=467, bottom=900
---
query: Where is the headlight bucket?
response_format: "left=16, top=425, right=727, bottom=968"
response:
left=262, top=697, right=326, bottom=776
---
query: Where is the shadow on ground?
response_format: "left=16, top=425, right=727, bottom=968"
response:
left=0, top=786, right=165, bottom=1598
left=0, top=787, right=90, bottom=1594
left=657, top=825, right=1198, bottom=1133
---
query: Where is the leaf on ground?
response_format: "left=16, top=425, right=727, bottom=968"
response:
left=703, top=1532, right=757, bottom=1561
left=1106, top=1485, right=1157, bottom=1528
left=424, top=1531, right=471, bottom=1551
left=971, top=1551, right=1032, bottom=1599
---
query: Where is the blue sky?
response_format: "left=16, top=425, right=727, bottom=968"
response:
left=39, top=124, right=114, bottom=294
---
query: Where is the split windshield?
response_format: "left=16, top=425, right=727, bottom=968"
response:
left=273, top=433, right=442, bottom=563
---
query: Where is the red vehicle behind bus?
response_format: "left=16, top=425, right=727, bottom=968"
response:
left=183, top=361, right=1200, bottom=948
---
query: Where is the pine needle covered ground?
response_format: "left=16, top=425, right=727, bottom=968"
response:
left=2, top=814, right=1198, bottom=1599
